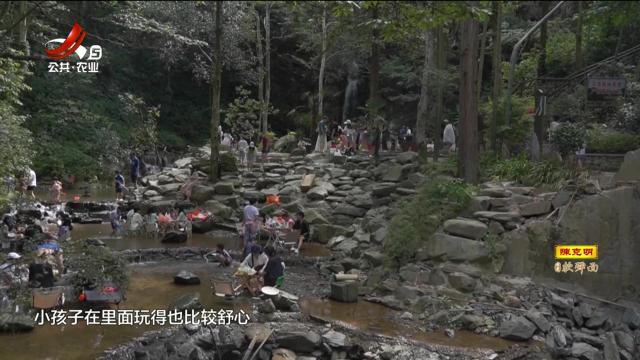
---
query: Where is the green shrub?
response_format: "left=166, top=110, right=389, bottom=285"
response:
left=586, top=129, right=640, bottom=154
left=384, top=178, right=473, bottom=268
left=220, top=152, right=237, bottom=172
left=483, top=154, right=574, bottom=189
left=551, top=124, right=585, bottom=156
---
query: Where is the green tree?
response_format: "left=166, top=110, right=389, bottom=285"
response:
left=0, top=58, right=33, bottom=176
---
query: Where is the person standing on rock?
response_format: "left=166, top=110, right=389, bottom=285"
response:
left=247, top=142, right=257, bottom=170
left=315, top=117, right=328, bottom=153
left=261, top=245, right=284, bottom=287
left=292, top=211, right=310, bottom=254
left=242, top=200, right=260, bottom=258
left=50, top=178, right=63, bottom=203
left=443, top=120, right=456, bottom=153
left=238, top=138, right=248, bottom=167
left=26, top=167, right=37, bottom=200
left=261, top=133, right=270, bottom=163
left=129, top=153, right=140, bottom=189
left=114, top=170, right=125, bottom=201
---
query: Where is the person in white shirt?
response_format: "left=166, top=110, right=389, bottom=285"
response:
left=238, top=138, right=249, bottom=166
left=241, top=244, right=268, bottom=273
left=26, top=167, right=37, bottom=200
left=442, top=120, right=456, bottom=152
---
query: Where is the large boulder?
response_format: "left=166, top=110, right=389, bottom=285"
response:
left=419, top=233, right=490, bottom=262
left=371, top=183, right=397, bottom=197
left=525, top=309, right=551, bottom=333
left=499, top=316, right=536, bottom=341
left=191, top=185, right=216, bottom=203
left=381, top=166, right=404, bottom=182
left=174, top=271, right=201, bottom=285
left=192, top=217, right=216, bottom=233
left=333, top=204, right=367, bottom=218
left=519, top=201, right=552, bottom=217
left=474, top=211, right=523, bottom=224
left=214, top=182, right=235, bottom=195
left=307, top=187, right=328, bottom=201
left=243, top=191, right=266, bottom=203
left=322, top=330, right=347, bottom=347
left=161, top=231, right=187, bottom=243
left=273, top=133, right=298, bottom=153
left=203, top=200, right=233, bottom=219
left=174, top=157, right=195, bottom=168
left=0, top=312, right=35, bottom=333
left=443, top=218, right=488, bottom=240
left=447, top=272, right=476, bottom=293
left=396, top=151, right=418, bottom=164
left=571, top=342, right=602, bottom=360
left=312, top=224, right=351, bottom=244
left=615, top=148, right=640, bottom=182
left=158, top=183, right=182, bottom=195
left=274, top=325, right=321, bottom=353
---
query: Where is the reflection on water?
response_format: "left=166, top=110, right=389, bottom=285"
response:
left=69, top=223, right=331, bottom=258
left=70, top=223, right=241, bottom=251
left=35, top=184, right=116, bottom=203
left=299, top=298, right=516, bottom=351
left=0, top=263, right=250, bottom=360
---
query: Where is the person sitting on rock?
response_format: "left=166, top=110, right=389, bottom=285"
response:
left=261, top=245, right=284, bottom=287
left=212, top=243, right=232, bottom=267
left=292, top=211, right=310, bottom=254
left=241, top=244, right=268, bottom=272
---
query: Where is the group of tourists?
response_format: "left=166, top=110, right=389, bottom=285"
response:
left=314, top=116, right=460, bottom=156
left=241, top=200, right=309, bottom=256
left=109, top=207, right=193, bottom=239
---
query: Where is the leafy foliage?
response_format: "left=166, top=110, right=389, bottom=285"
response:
left=384, top=178, right=472, bottom=268
left=586, top=128, right=640, bottom=154
left=551, top=123, right=585, bottom=156
left=0, top=58, right=34, bottom=176
left=120, top=93, right=161, bottom=154
left=224, top=86, right=278, bottom=141
left=483, top=153, right=575, bottom=189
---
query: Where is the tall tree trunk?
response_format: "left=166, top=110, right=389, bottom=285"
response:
left=262, top=2, right=271, bottom=134
left=416, top=30, right=434, bottom=148
left=476, top=21, right=488, bottom=105
left=18, top=1, right=29, bottom=71
left=433, top=26, right=445, bottom=162
left=210, top=2, right=223, bottom=182
left=458, top=17, right=480, bottom=184
left=368, top=6, right=380, bottom=108
left=575, top=1, right=583, bottom=71
left=255, top=10, right=264, bottom=134
left=534, top=1, right=549, bottom=156
left=490, top=1, right=501, bottom=153
left=318, top=3, right=327, bottom=120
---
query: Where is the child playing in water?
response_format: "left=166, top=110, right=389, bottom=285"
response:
left=50, top=178, right=63, bottom=203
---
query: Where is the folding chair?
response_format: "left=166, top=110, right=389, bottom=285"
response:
left=211, top=278, right=242, bottom=298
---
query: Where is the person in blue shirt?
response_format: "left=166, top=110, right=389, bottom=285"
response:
left=129, top=153, right=140, bottom=189
left=114, top=170, right=125, bottom=201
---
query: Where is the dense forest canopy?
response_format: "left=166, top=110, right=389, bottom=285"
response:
left=2, top=1, right=640, bottom=181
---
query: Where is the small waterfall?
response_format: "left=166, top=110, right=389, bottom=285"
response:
left=342, top=62, right=359, bottom=121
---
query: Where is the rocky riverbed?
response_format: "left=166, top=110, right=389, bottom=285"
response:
left=4, top=145, right=640, bottom=360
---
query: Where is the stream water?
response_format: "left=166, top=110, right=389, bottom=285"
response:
left=0, top=262, right=250, bottom=360
left=7, top=185, right=511, bottom=358
left=299, top=299, right=517, bottom=351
